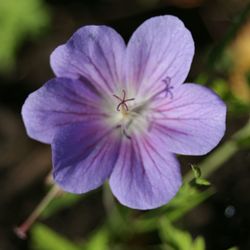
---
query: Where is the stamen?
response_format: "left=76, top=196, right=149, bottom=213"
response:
left=116, top=124, right=132, bottom=139
left=113, top=89, right=135, bottom=112
left=146, top=76, right=174, bottom=102
left=123, top=129, right=132, bottom=140
left=162, top=77, right=174, bottom=99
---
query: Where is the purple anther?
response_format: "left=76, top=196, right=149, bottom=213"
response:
left=162, top=77, right=174, bottom=99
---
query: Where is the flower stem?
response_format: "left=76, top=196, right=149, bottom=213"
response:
left=14, top=185, right=61, bottom=239
left=184, top=118, right=250, bottom=182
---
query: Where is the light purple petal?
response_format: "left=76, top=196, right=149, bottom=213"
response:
left=109, top=136, right=182, bottom=210
left=21, top=77, right=105, bottom=144
left=150, top=83, right=227, bottom=155
left=52, top=122, right=120, bottom=193
left=125, top=15, right=194, bottom=97
left=50, top=26, right=126, bottom=94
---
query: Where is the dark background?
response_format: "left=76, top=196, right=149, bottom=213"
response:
left=1, top=0, right=250, bottom=249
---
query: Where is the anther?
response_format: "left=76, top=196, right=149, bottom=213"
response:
left=146, top=77, right=174, bottom=103
left=116, top=124, right=132, bottom=140
left=162, top=77, right=174, bottom=99
left=123, top=129, right=132, bottom=140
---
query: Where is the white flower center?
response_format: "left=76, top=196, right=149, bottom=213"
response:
left=105, top=77, right=174, bottom=139
left=109, top=89, right=150, bottom=139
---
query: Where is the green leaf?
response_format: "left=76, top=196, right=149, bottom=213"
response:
left=159, top=218, right=206, bottom=250
left=31, top=223, right=81, bottom=250
left=193, top=236, right=206, bottom=250
left=191, top=165, right=201, bottom=179
left=82, top=228, right=109, bottom=250
left=159, top=218, right=192, bottom=250
left=195, top=178, right=211, bottom=186
left=0, top=0, right=49, bottom=71
left=191, top=165, right=211, bottom=186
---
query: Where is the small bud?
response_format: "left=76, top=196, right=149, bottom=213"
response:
left=14, top=226, right=28, bottom=240
left=195, top=178, right=211, bottom=186
left=191, top=164, right=201, bottom=179
left=191, top=164, right=211, bottom=186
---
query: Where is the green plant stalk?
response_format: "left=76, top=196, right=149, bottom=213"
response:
left=184, top=141, right=237, bottom=182
left=185, top=119, right=250, bottom=182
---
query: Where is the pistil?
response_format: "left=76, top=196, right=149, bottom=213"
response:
left=113, top=90, right=135, bottom=115
left=113, top=90, right=136, bottom=139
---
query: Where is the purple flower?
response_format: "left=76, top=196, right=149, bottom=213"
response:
left=22, top=15, right=226, bottom=210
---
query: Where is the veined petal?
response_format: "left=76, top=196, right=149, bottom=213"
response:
left=125, top=15, right=194, bottom=97
left=109, top=136, right=182, bottom=210
left=150, top=84, right=227, bottom=155
left=52, top=122, right=121, bottom=193
left=22, top=77, right=105, bottom=144
left=50, top=26, right=126, bottom=94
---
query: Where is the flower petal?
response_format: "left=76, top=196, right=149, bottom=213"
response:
left=109, top=136, right=182, bottom=210
left=125, top=15, right=194, bottom=97
left=22, top=77, right=104, bottom=144
left=150, top=83, right=226, bottom=155
left=52, top=122, right=120, bottom=193
left=50, top=26, right=126, bottom=94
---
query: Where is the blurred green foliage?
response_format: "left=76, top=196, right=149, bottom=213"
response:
left=0, top=0, right=49, bottom=72
left=159, top=218, right=206, bottom=250
left=196, top=73, right=250, bottom=115
left=31, top=223, right=81, bottom=250
left=31, top=221, right=239, bottom=250
left=81, top=227, right=109, bottom=250
left=32, top=224, right=114, bottom=250
left=31, top=180, right=213, bottom=250
left=207, top=4, right=250, bottom=70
